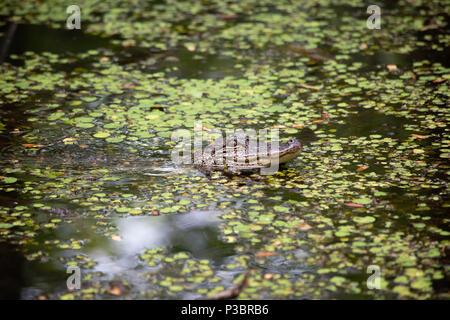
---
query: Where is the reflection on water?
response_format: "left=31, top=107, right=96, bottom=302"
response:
left=89, top=210, right=235, bottom=276
left=0, top=23, right=115, bottom=59
left=12, top=210, right=236, bottom=298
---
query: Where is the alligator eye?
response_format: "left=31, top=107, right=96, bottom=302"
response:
left=288, top=139, right=295, bottom=144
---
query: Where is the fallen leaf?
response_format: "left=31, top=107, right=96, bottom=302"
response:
left=357, top=165, right=369, bottom=172
left=387, top=64, right=397, bottom=71
left=255, top=251, right=278, bottom=258
left=10, top=130, right=22, bottom=134
left=321, top=113, right=330, bottom=119
left=151, top=210, right=159, bottom=215
left=38, top=295, right=47, bottom=300
left=312, top=119, right=323, bottom=123
left=107, top=286, right=121, bottom=296
left=432, top=77, right=446, bottom=83
left=410, top=134, right=427, bottom=139
left=62, top=137, right=77, bottom=142
left=264, top=273, right=274, bottom=280
left=292, top=123, right=304, bottom=128
left=79, top=145, right=88, bottom=148
left=359, top=43, right=368, bottom=50
left=344, top=203, right=365, bottom=208
left=298, top=222, right=312, bottom=231
left=100, top=57, right=109, bottom=62
left=219, top=14, right=237, bottom=19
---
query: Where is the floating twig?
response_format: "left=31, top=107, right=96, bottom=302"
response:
left=197, top=272, right=250, bottom=300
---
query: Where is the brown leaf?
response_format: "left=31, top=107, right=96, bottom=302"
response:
left=410, top=134, right=427, bottom=139
left=264, top=273, right=274, bottom=280
left=357, top=165, right=369, bottom=172
left=387, top=64, right=397, bottom=71
left=321, top=113, right=331, bottom=119
left=344, top=203, right=364, bottom=208
left=292, top=123, right=304, bottom=128
left=62, top=137, right=77, bottom=142
left=312, top=119, right=323, bottom=123
left=432, top=77, right=446, bottom=83
left=255, top=251, right=278, bottom=258
left=100, top=57, right=109, bottom=62
left=298, top=222, right=312, bottom=231
left=107, top=286, right=122, bottom=296
left=120, top=85, right=136, bottom=89
left=219, top=14, right=238, bottom=19
left=79, top=144, right=88, bottom=148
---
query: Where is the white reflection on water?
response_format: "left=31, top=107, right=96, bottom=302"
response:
left=88, top=210, right=222, bottom=275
